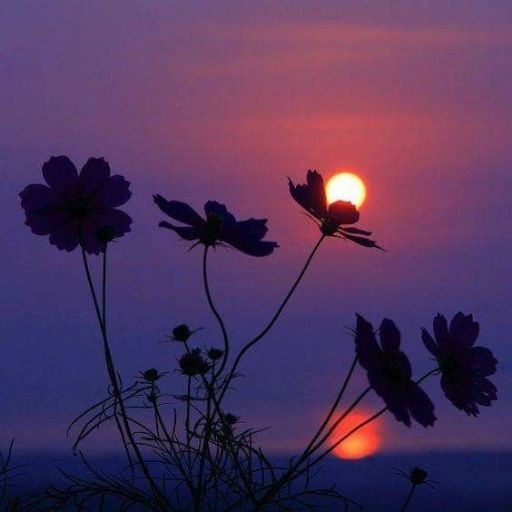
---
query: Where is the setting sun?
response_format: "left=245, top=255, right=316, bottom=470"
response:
left=326, top=172, right=366, bottom=208
left=328, top=411, right=381, bottom=460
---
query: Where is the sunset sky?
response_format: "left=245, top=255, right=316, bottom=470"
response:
left=1, top=1, right=511, bottom=457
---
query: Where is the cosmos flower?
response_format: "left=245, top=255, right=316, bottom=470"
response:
left=178, top=349, right=211, bottom=377
left=355, top=315, right=436, bottom=427
left=20, top=156, right=132, bottom=254
left=154, top=195, right=278, bottom=257
left=140, top=368, right=165, bottom=383
left=288, top=169, right=380, bottom=248
left=421, top=312, right=498, bottom=416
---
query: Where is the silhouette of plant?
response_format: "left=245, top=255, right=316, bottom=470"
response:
left=16, top=160, right=499, bottom=510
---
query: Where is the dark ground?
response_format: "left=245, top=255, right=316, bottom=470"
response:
left=7, top=451, right=512, bottom=511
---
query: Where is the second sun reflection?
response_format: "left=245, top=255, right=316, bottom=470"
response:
left=328, top=410, right=382, bottom=460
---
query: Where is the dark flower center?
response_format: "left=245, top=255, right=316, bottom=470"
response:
left=321, top=218, right=339, bottom=236
left=438, top=352, right=458, bottom=375
left=384, top=356, right=407, bottom=385
left=68, top=197, right=90, bottom=219
left=204, top=213, right=225, bottom=243
left=410, top=467, right=428, bottom=485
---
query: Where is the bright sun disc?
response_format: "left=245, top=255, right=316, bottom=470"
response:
left=326, top=172, right=366, bottom=208
left=328, top=411, right=381, bottom=460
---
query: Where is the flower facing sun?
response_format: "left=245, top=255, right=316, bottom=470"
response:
left=326, top=172, right=366, bottom=208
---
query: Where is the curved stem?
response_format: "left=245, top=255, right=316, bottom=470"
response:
left=253, top=355, right=359, bottom=510
left=202, top=246, right=230, bottom=379
left=400, top=484, right=417, bottom=512
left=80, top=246, right=165, bottom=509
left=253, top=368, right=439, bottom=510
left=301, top=355, right=359, bottom=460
left=220, top=235, right=325, bottom=401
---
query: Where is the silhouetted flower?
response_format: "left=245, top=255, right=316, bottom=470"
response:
left=355, top=315, right=436, bottom=427
left=207, top=347, right=224, bottom=361
left=154, top=195, right=278, bottom=257
left=224, top=413, right=240, bottom=426
left=172, top=324, right=193, bottom=342
left=422, top=312, right=498, bottom=416
left=20, top=156, right=132, bottom=254
left=140, top=368, right=164, bottom=383
left=289, top=170, right=380, bottom=248
left=396, top=466, right=433, bottom=487
left=179, top=349, right=211, bottom=377
left=408, top=467, right=428, bottom=485
left=95, top=225, right=116, bottom=244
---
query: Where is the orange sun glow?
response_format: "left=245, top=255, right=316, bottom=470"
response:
left=328, top=410, right=381, bottom=460
left=326, top=172, right=366, bottom=209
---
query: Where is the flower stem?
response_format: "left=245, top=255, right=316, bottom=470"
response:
left=80, top=246, right=165, bottom=509
left=202, top=246, right=230, bottom=380
left=400, top=484, right=417, bottom=512
left=220, top=235, right=325, bottom=401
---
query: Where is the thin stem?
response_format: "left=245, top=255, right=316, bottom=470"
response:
left=220, top=235, right=325, bottom=401
left=302, top=355, right=359, bottom=459
left=202, top=246, right=230, bottom=379
left=80, top=246, right=165, bottom=509
left=186, top=377, right=192, bottom=448
left=254, top=368, right=439, bottom=510
left=400, top=484, right=417, bottom=512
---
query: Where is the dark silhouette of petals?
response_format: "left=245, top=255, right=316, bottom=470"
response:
left=422, top=312, right=498, bottom=416
left=327, top=200, right=360, bottom=225
left=20, top=156, right=132, bottom=254
left=408, top=384, right=436, bottom=427
left=42, top=156, right=79, bottom=196
left=471, top=346, right=497, bottom=376
left=19, top=184, right=60, bottom=212
left=380, top=318, right=401, bottom=353
left=204, top=201, right=236, bottom=225
left=354, top=314, right=381, bottom=370
left=159, top=221, right=201, bottom=241
left=154, top=194, right=278, bottom=257
left=48, top=219, right=81, bottom=252
left=355, top=315, right=436, bottom=428
left=79, top=157, right=111, bottom=198
left=421, top=329, right=439, bottom=357
left=433, top=314, right=448, bottom=345
left=289, top=169, right=379, bottom=247
left=90, top=174, right=131, bottom=208
left=154, top=195, right=204, bottom=226
left=288, top=170, right=327, bottom=218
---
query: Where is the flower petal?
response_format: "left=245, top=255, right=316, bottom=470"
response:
left=433, top=314, right=448, bottom=345
left=379, top=318, right=401, bottom=353
left=471, top=346, right=498, bottom=376
left=79, top=157, right=111, bottom=199
left=42, top=156, right=79, bottom=197
left=288, top=170, right=328, bottom=219
left=450, top=312, right=479, bottom=348
left=340, top=231, right=382, bottom=249
left=91, top=175, right=131, bottom=208
left=354, top=314, right=381, bottom=370
left=222, top=218, right=278, bottom=257
left=407, top=383, right=436, bottom=427
left=154, top=195, right=203, bottom=226
left=327, top=201, right=360, bottom=225
left=158, top=221, right=201, bottom=241
left=204, top=201, right=236, bottom=225
left=92, top=208, right=133, bottom=238
left=368, top=371, right=412, bottom=427
left=47, top=219, right=81, bottom=252
left=421, top=328, right=439, bottom=357
left=19, top=184, right=62, bottom=212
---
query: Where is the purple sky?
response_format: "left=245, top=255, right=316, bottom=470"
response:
left=1, top=1, right=511, bottom=455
